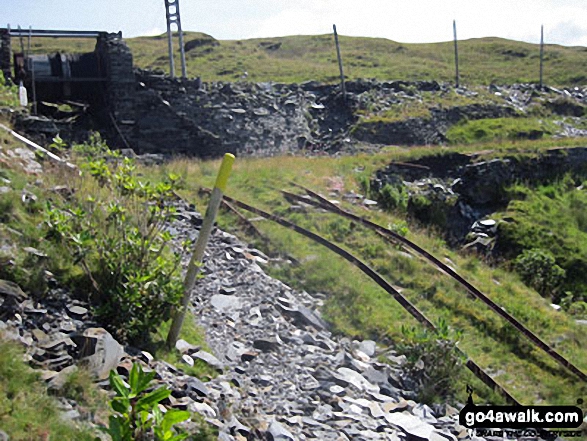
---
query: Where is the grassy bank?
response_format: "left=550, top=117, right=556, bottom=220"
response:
left=23, top=33, right=587, bottom=85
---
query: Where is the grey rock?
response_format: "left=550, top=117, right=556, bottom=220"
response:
left=334, top=367, right=379, bottom=393
left=0, top=279, right=27, bottom=300
left=385, top=411, right=435, bottom=440
left=192, top=350, right=224, bottom=371
left=210, top=294, right=243, bottom=312
left=268, top=419, right=295, bottom=440
left=71, top=328, right=125, bottom=380
left=186, top=377, right=209, bottom=397
left=67, top=305, right=88, bottom=318
left=253, top=338, right=280, bottom=352
left=357, top=340, right=377, bottom=357
left=48, top=365, right=78, bottom=391
left=175, top=338, right=199, bottom=354
left=189, top=401, right=216, bottom=418
left=181, top=354, right=194, bottom=367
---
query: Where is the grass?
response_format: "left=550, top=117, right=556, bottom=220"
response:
left=0, top=337, right=101, bottom=441
left=357, top=87, right=503, bottom=123
left=148, top=310, right=219, bottom=380
left=446, top=117, right=558, bottom=144
left=21, top=33, right=587, bottom=86
left=497, top=177, right=587, bottom=302
left=140, top=143, right=587, bottom=408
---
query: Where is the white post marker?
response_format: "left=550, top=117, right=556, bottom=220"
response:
left=166, top=153, right=235, bottom=349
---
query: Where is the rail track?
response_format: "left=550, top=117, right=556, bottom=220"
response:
left=199, top=185, right=586, bottom=405
left=283, top=184, right=587, bottom=384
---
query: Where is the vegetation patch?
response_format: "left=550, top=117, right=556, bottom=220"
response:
left=0, top=338, right=99, bottom=440
left=447, top=117, right=556, bottom=144
left=498, top=177, right=587, bottom=305
left=43, top=137, right=186, bottom=344
left=23, top=33, right=587, bottom=85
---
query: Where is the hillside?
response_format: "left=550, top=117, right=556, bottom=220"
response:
left=25, top=31, right=587, bottom=85
left=2, top=38, right=587, bottom=439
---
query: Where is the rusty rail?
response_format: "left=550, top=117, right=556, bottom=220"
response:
left=201, top=188, right=520, bottom=404
left=284, top=184, right=587, bottom=384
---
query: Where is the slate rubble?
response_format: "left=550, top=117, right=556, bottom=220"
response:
left=154, top=203, right=491, bottom=440
left=13, top=74, right=587, bottom=158
left=0, top=196, right=553, bottom=439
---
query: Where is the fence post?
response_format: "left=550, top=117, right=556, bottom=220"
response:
left=166, top=153, right=235, bottom=349
left=333, top=24, right=346, bottom=101
left=453, top=20, right=459, bottom=88
left=540, top=25, right=544, bottom=89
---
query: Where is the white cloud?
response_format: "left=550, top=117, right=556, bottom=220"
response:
left=140, top=27, right=166, bottom=37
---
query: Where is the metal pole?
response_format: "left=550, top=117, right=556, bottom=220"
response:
left=175, top=1, right=187, bottom=78
left=17, top=25, right=24, bottom=53
left=166, top=153, right=235, bottom=349
left=540, top=25, right=544, bottom=89
left=453, top=20, right=459, bottom=88
left=165, top=0, right=175, bottom=78
left=28, top=26, right=36, bottom=115
left=333, top=24, right=346, bottom=101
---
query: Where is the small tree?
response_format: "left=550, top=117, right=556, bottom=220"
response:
left=514, top=249, right=565, bottom=297
left=396, top=319, right=464, bottom=404
left=44, top=140, right=185, bottom=343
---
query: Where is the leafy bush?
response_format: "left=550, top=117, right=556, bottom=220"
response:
left=377, top=183, right=408, bottom=211
left=104, top=363, right=190, bottom=441
left=567, top=301, right=587, bottom=317
left=395, top=319, right=464, bottom=404
left=514, top=249, right=566, bottom=298
left=44, top=142, right=184, bottom=344
left=0, top=75, right=19, bottom=108
left=388, top=220, right=409, bottom=237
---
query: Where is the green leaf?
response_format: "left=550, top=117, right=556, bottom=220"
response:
left=167, top=433, right=190, bottom=441
left=111, top=397, right=130, bottom=414
left=135, top=386, right=171, bottom=411
left=160, top=409, right=190, bottom=433
left=107, top=415, right=132, bottom=441
left=109, top=369, right=130, bottom=398
left=129, top=363, right=140, bottom=393
left=136, top=366, right=156, bottom=394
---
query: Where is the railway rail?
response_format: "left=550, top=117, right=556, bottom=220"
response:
left=282, top=184, right=587, bottom=384
left=200, top=188, right=522, bottom=404
left=199, top=184, right=586, bottom=406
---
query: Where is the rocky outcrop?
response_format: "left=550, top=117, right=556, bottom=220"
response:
left=12, top=68, right=587, bottom=157
left=166, top=202, right=474, bottom=440
left=352, top=104, right=517, bottom=146
left=372, top=147, right=587, bottom=246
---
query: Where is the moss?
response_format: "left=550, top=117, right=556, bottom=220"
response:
left=447, top=117, right=557, bottom=144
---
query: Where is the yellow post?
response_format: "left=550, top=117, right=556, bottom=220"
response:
left=166, top=153, right=235, bottom=349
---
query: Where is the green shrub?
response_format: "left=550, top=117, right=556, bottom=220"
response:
left=44, top=144, right=184, bottom=344
left=104, top=363, right=190, bottom=441
left=395, top=319, right=464, bottom=404
left=378, top=183, right=408, bottom=211
left=567, top=301, right=587, bottom=317
left=388, top=220, right=409, bottom=237
left=514, top=249, right=566, bottom=298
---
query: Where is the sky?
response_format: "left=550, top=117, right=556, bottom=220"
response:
left=1, top=0, right=587, bottom=47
